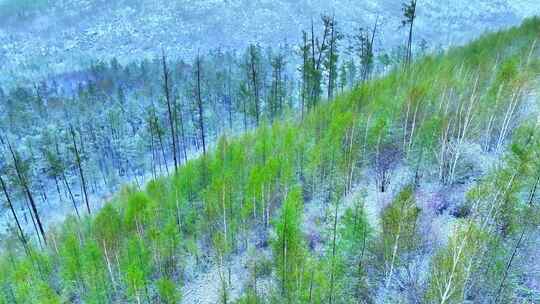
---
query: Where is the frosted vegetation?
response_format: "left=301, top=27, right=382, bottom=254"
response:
left=1, top=0, right=539, bottom=83
left=0, top=1, right=540, bottom=303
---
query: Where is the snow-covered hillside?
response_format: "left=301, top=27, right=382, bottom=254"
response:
left=0, top=0, right=539, bottom=83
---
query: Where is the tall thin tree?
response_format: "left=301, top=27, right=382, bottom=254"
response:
left=248, top=44, right=261, bottom=126
left=162, top=49, right=179, bottom=171
left=70, top=125, right=91, bottom=215
left=402, top=0, right=417, bottom=66
left=195, top=54, right=207, bottom=155
left=0, top=173, right=28, bottom=247
left=3, top=136, right=47, bottom=245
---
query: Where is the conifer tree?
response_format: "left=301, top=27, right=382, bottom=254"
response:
left=324, top=14, right=341, bottom=100
left=355, top=17, right=379, bottom=83
left=402, top=0, right=418, bottom=66
left=269, top=51, right=286, bottom=120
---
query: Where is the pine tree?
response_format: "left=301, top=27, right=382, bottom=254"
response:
left=269, top=50, right=287, bottom=120
left=402, top=0, right=418, bottom=66
left=354, top=17, right=379, bottom=83
left=324, top=14, right=341, bottom=100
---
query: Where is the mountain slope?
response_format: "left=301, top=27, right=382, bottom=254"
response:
left=1, top=17, right=539, bottom=304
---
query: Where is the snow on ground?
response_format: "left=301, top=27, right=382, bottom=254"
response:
left=181, top=251, right=248, bottom=304
left=1, top=0, right=539, bottom=85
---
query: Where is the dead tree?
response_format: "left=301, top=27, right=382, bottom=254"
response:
left=162, top=49, right=179, bottom=171
left=248, top=45, right=261, bottom=126
left=195, top=54, right=207, bottom=155
left=70, top=126, right=91, bottom=215
left=0, top=174, right=28, bottom=247
left=174, top=94, right=188, bottom=163
left=53, top=138, right=81, bottom=219
left=4, top=138, right=47, bottom=245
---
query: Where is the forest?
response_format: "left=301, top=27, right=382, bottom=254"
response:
left=0, top=1, right=540, bottom=303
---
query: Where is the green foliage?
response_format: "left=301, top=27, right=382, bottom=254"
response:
left=272, top=187, right=306, bottom=300
left=234, top=291, right=259, bottom=304
left=157, top=278, right=180, bottom=304
left=425, top=221, right=486, bottom=304
left=1, top=249, right=60, bottom=304
left=94, top=203, right=122, bottom=251
left=31, top=282, right=61, bottom=304
left=124, top=191, right=153, bottom=231
left=120, top=237, right=151, bottom=302
left=146, top=178, right=169, bottom=207
left=379, top=185, right=421, bottom=271
left=80, top=240, right=110, bottom=303
left=300, top=258, right=330, bottom=303
left=338, top=196, right=372, bottom=301
left=58, top=230, right=83, bottom=291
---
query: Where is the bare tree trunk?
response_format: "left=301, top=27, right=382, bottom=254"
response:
left=242, top=94, right=248, bottom=132
left=156, top=128, right=169, bottom=175
left=327, top=15, right=336, bottom=101
left=149, top=128, right=157, bottom=179
left=407, top=21, right=414, bottom=65
left=54, top=175, right=63, bottom=202
left=162, top=49, right=179, bottom=172
left=5, top=139, right=47, bottom=245
left=249, top=46, right=260, bottom=126
left=328, top=192, right=340, bottom=304
left=404, top=0, right=417, bottom=66
left=102, top=240, right=117, bottom=292
left=196, top=55, right=207, bottom=155
left=175, top=97, right=188, bottom=163
left=70, top=126, right=91, bottom=215
left=62, top=172, right=81, bottom=219
left=0, top=174, right=28, bottom=247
